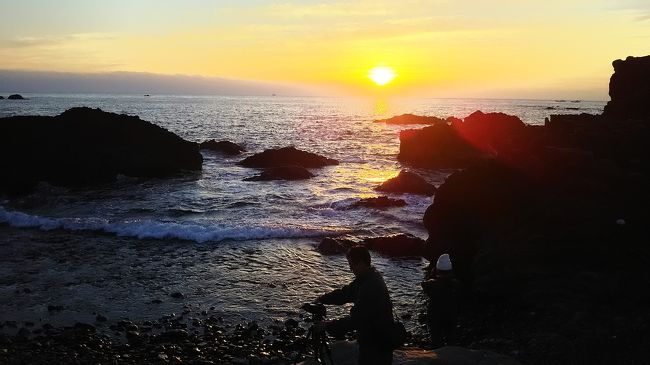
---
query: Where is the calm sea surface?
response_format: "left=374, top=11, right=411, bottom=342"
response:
left=0, top=94, right=606, bottom=332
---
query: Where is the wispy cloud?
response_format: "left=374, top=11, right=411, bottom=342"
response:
left=2, top=33, right=116, bottom=48
left=264, top=1, right=389, bottom=18
left=609, top=0, right=650, bottom=21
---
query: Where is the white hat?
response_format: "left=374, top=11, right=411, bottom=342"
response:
left=436, top=253, right=452, bottom=271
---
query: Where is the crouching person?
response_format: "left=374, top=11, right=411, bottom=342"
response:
left=421, top=253, right=461, bottom=348
left=314, top=246, right=394, bottom=365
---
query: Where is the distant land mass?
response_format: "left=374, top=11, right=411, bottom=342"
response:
left=0, top=70, right=320, bottom=96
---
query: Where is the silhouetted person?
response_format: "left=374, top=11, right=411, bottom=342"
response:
left=421, top=253, right=460, bottom=348
left=315, top=245, right=394, bottom=365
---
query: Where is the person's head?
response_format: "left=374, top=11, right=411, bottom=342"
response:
left=346, top=245, right=371, bottom=277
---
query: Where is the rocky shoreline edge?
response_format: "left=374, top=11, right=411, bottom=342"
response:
left=0, top=303, right=441, bottom=365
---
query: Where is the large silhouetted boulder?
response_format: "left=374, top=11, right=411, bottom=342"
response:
left=603, top=55, right=650, bottom=119
left=0, top=107, right=202, bottom=195
left=238, top=146, right=339, bottom=168
left=456, top=111, right=526, bottom=152
left=7, top=94, right=26, bottom=100
left=397, top=111, right=527, bottom=168
left=0, top=96, right=4, bottom=99
left=376, top=170, right=436, bottom=196
left=374, top=114, right=446, bottom=125
left=398, top=123, right=480, bottom=168
left=422, top=159, right=536, bottom=281
left=199, top=140, right=245, bottom=155
left=243, top=165, right=314, bottom=181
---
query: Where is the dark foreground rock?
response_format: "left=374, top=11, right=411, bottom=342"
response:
left=244, top=165, right=314, bottom=181
left=0, top=107, right=202, bottom=196
left=199, top=140, right=245, bottom=155
left=238, top=146, right=339, bottom=168
left=7, top=94, right=26, bottom=100
left=0, top=96, right=4, bottom=99
left=0, top=314, right=520, bottom=365
left=0, top=315, right=312, bottom=365
left=376, top=170, right=436, bottom=196
left=374, top=113, right=446, bottom=125
left=417, top=56, right=650, bottom=364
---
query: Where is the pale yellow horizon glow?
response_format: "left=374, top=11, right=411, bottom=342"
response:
left=1, top=1, right=650, bottom=99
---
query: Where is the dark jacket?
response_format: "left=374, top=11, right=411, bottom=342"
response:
left=317, top=266, right=394, bottom=346
left=421, top=273, right=460, bottom=321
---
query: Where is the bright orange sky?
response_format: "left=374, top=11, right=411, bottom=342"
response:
left=1, top=0, right=650, bottom=99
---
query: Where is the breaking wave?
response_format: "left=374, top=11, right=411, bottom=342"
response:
left=0, top=206, right=342, bottom=243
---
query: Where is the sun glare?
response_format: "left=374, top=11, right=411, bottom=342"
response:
left=369, top=66, right=396, bottom=86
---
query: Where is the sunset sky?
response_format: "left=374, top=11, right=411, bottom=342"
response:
left=1, top=0, right=650, bottom=99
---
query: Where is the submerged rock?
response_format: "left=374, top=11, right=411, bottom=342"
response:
left=376, top=170, right=436, bottom=196
left=7, top=94, right=26, bottom=100
left=238, top=146, right=338, bottom=168
left=243, top=165, right=314, bottom=181
left=374, top=113, right=446, bottom=125
left=170, top=292, right=185, bottom=299
left=0, top=107, right=202, bottom=196
left=351, top=196, right=407, bottom=209
left=199, top=140, right=245, bottom=155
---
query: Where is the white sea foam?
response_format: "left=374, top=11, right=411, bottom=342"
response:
left=0, top=206, right=340, bottom=243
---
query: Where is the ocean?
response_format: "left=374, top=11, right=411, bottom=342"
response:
left=0, top=94, right=606, bottom=333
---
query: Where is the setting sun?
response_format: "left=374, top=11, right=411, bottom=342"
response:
left=369, top=66, right=396, bottom=86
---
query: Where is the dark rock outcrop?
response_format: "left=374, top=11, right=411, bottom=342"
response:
left=243, top=165, right=314, bottom=181
left=316, top=237, right=357, bottom=255
left=458, top=111, right=526, bottom=153
left=374, top=114, right=446, bottom=125
left=603, top=55, right=650, bottom=119
left=363, top=233, right=425, bottom=257
left=375, top=170, right=436, bottom=196
left=0, top=107, right=202, bottom=195
left=397, top=111, right=527, bottom=168
left=0, top=96, right=4, bottom=99
left=316, top=233, right=425, bottom=257
left=398, top=123, right=480, bottom=168
left=238, top=146, right=338, bottom=168
left=7, top=94, right=26, bottom=100
left=350, top=196, right=407, bottom=209
left=199, top=140, right=245, bottom=155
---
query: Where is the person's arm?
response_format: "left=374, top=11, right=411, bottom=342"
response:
left=317, top=280, right=357, bottom=305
